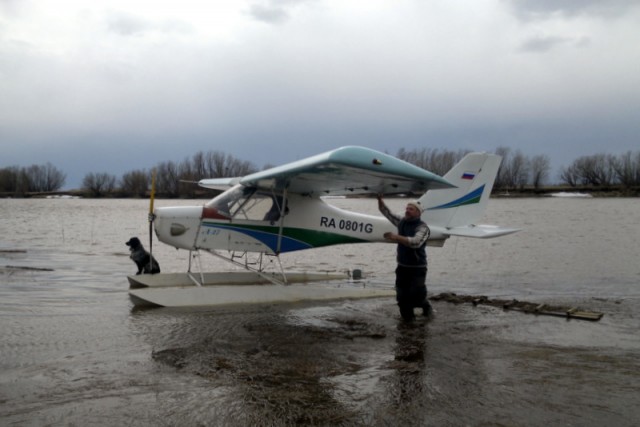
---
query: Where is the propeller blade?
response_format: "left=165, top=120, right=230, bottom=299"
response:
left=149, top=168, right=156, bottom=217
left=148, top=169, right=156, bottom=271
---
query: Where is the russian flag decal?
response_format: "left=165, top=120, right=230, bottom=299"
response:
left=461, top=172, right=475, bottom=180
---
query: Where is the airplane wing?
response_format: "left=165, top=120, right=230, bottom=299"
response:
left=233, top=146, right=456, bottom=196
left=198, top=177, right=242, bottom=190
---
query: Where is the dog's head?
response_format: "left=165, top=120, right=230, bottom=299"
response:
left=126, top=237, right=142, bottom=250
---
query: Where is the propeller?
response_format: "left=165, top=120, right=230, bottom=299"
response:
left=148, top=169, right=156, bottom=272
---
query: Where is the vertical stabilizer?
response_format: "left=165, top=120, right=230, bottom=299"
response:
left=419, top=153, right=502, bottom=229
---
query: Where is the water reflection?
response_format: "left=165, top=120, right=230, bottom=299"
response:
left=385, top=322, right=429, bottom=424
left=142, top=304, right=383, bottom=425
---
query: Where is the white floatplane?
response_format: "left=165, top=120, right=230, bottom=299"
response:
left=128, top=146, right=518, bottom=307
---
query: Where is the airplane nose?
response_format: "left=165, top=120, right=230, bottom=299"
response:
left=154, top=205, right=203, bottom=250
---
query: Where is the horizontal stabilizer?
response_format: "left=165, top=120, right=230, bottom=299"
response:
left=445, top=225, right=520, bottom=239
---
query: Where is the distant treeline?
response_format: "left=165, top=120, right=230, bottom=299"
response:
left=395, top=146, right=554, bottom=190
left=0, top=163, right=66, bottom=194
left=2, top=148, right=639, bottom=198
left=80, top=151, right=256, bottom=197
left=395, top=147, right=640, bottom=192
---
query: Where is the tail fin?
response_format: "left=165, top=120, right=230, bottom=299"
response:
left=419, top=153, right=519, bottom=238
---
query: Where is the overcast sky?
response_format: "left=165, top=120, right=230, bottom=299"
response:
left=2, top=0, right=639, bottom=189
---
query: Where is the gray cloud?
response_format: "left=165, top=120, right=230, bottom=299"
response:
left=519, top=34, right=591, bottom=52
left=247, top=0, right=316, bottom=24
left=106, top=11, right=193, bottom=37
left=520, top=35, right=570, bottom=52
left=107, top=12, right=150, bottom=36
left=248, top=4, right=290, bottom=24
left=508, top=0, right=640, bottom=20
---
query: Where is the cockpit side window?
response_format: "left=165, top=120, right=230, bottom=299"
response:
left=236, top=192, right=272, bottom=220
left=204, top=185, right=285, bottom=222
left=263, top=195, right=287, bottom=223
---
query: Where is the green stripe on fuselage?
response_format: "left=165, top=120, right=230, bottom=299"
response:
left=208, top=222, right=367, bottom=248
left=283, top=226, right=367, bottom=248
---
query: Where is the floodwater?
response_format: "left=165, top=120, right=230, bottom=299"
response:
left=1, top=197, right=639, bottom=426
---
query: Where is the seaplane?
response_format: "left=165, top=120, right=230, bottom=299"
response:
left=128, top=146, right=518, bottom=307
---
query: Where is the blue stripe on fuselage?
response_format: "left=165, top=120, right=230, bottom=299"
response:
left=203, top=223, right=312, bottom=253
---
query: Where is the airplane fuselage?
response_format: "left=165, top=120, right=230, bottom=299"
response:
left=154, top=194, right=448, bottom=256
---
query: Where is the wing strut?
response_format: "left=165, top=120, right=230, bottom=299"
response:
left=187, top=249, right=205, bottom=287
left=148, top=169, right=156, bottom=272
left=275, top=188, right=288, bottom=256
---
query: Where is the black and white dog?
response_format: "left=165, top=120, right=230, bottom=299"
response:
left=126, top=237, right=160, bottom=275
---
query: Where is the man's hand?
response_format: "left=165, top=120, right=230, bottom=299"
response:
left=385, top=232, right=409, bottom=246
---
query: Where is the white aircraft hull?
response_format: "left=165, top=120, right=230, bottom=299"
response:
left=128, top=271, right=394, bottom=308
left=127, top=271, right=348, bottom=289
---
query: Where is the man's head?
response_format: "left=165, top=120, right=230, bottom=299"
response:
left=404, top=201, right=424, bottom=220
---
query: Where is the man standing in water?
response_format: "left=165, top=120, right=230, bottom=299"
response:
left=378, top=195, right=433, bottom=322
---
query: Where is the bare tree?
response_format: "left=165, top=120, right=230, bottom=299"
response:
left=41, top=163, right=66, bottom=191
left=25, top=163, right=66, bottom=191
left=530, top=155, right=550, bottom=188
left=191, top=151, right=206, bottom=181
left=396, top=147, right=468, bottom=175
left=205, top=151, right=228, bottom=177
left=574, top=154, right=616, bottom=186
left=560, top=154, right=619, bottom=186
left=120, top=170, right=149, bottom=197
left=178, top=157, right=196, bottom=197
left=611, top=151, right=640, bottom=186
left=559, top=164, right=579, bottom=187
left=156, top=161, right=180, bottom=197
left=511, top=150, right=530, bottom=189
left=0, top=166, right=20, bottom=193
left=226, top=158, right=256, bottom=177
left=82, top=172, right=116, bottom=197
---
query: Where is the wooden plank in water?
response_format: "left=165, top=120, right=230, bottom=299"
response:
left=430, top=292, right=604, bottom=322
